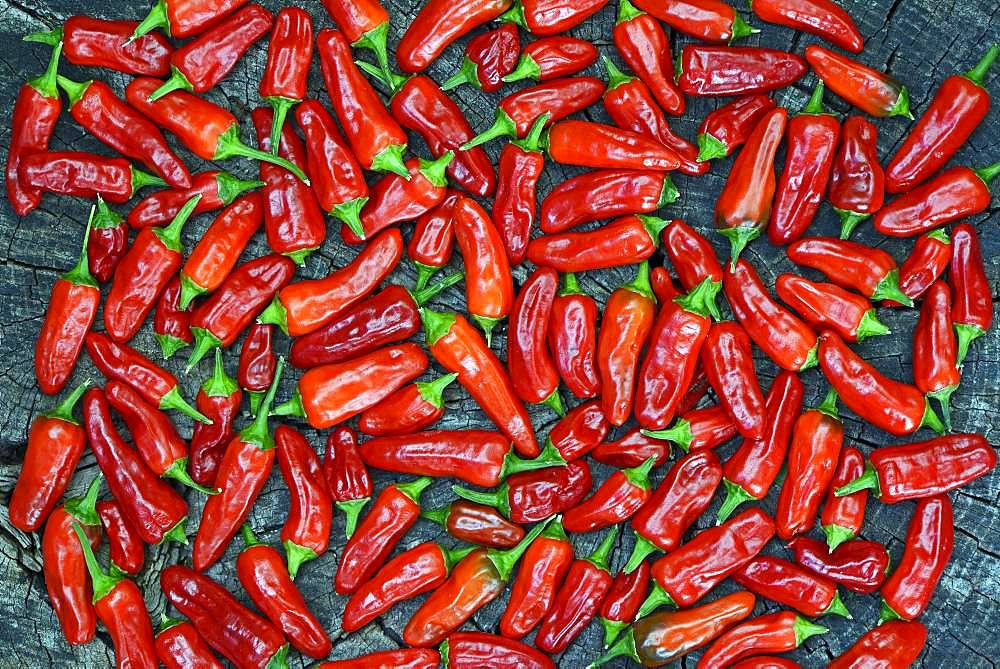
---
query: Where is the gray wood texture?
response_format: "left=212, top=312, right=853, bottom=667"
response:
left=0, top=0, right=998, bottom=666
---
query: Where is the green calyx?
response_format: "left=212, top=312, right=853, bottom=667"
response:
left=184, top=327, right=222, bottom=374
left=673, top=275, right=718, bottom=319
left=878, top=599, right=905, bottom=624
left=835, top=461, right=879, bottom=497
left=147, top=65, right=194, bottom=101
left=162, top=458, right=218, bottom=495
left=497, top=2, right=527, bottom=27
left=925, top=228, right=951, bottom=245
left=718, top=224, right=762, bottom=270
left=336, top=498, right=370, bottom=539
left=64, top=475, right=103, bottom=527
left=716, top=478, right=757, bottom=525
left=414, top=261, right=441, bottom=292
left=500, top=440, right=569, bottom=480
left=331, top=196, right=369, bottom=240
left=471, top=315, right=504, bottom=347
left=158, top=614, right=184, bottom=634
left=954, top=322, right=985, bottom=366
left=624, top=456, right=656, bottom=490
left=822, top=524, right=857, bottom=553
left=353, top=21, right=394, bottom=91
left=560, top=272, right=585, bottom=297
left=284, top=246, right=317, bottom=267
left=421, top=505, right=451, bottom=527
left=215, top=172, right=265, bottom=206
left=834, top=208, right=869, bottom=239
left=130, top=167, right=167, bottom=195
left=815, top=388, right=839, bottom=418
left=71, top=521, right=121, bottom=603
left=156, top=334, right=189, bottom=359
left=159, top=385, right=212, bottom=424
left=214, top=124, right=310, bottom=184
left=919, top=399, right=946, bottom=435
left=538, top=388, right=565, bottom=416
left=396, top=476, right=433, bottom=505
left=160, top=517, right=189, bottom=545
left=55, top=75, right=90, bottom=107
left=264, top=96, right=299, bottom=157
left=586, top=525, right=619, bottom=573
left=461, top=109, right=517, bottom=150
left=177, top=273, right=207, bottom=311
left=503, top=53, right=542, bottom=84
left=887, top=86, right=914, bottom=119
left=511, top=113, right=550, bottom=154
left=283, top=540, right=317, bottom=579
left=800, top=81, right=831, bottom=116
left=369, top=143, right=411, bottom=179
left=452, top=484, right=511, bottom=519
left=27, top=38, right=63, bottom=99
left=239, top=357, right=285, bottom=450
left=696, top=133, right=728, bottom=162
left=871, top=269, right=914, bottom=307
left=153, top=194, right=202, bottom=253
left=617, top=0, right=645, bottom=24
left=129, top=0, right=171, bottom=41
left=638, top=215, right=670, bottom=246
left=640, top=420, right=687, bottom=452
left=600, top=617, right=630, bottom=650
left=589, top=628, right=638, bottom=668
left=257, top=295, right=289, bottom=335
left=622, top=261, right=655, bottom=301
left=927, top=384, right=958, bottom=432
left=355, top=59, right=409, bottom=96
left=622, top=532, right=661, bottom=574
left=963, top=43, right=1000, bottom=86
left=240, top=523, right=262, bottom=549
left=411, top=271, right=464, bottom=307
left=22, top=28, right=62, bottom=46
left=487, top=516, right=551, bottom=582
left=602, top=55, right=636, bottom=92
left=265, top=643, right=290, bottom=669
left=792, top=615, right=828, bottom=646
left=973, top=160, right=1000, bottom=188
left=419, top=151, right=454, bottom=187
left=92, top=196, right=124, bottom=230
left=442, top=56, right=482, bottom=91
left=729, top=13, right=759, bottom=43
left=658, top=176, right=681, bottom=207
left=856, top=309, right=891, bottom=342
left=636, top=581, right=675, bottom=619
left=43, top=380, right=91, bottom=424
left=62, top=207, right=98, bottom=288
left=270, top=389, right=304, bottom=420
left=439, top=544, right=477, bottom=572
left=202, top=348, right=238, bottom=397
left=420, top=307, right=457, bottom=346
left=416, top=373, right=459, bottom=409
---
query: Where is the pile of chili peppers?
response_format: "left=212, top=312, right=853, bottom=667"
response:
left=9, top=0, right=998, bottom=666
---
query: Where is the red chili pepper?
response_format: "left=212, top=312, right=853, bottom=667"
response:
left=827, top=115, right=884, bottom=238
left=640, top=404, right=738, bottom=455
left=887, top=45, right=998, bottom=193
left=547, top=120, right=683, bottom=171
left=548, top=273, right=601, bottom=398
left=500, top=517, right=574, bottom=638
left=730, top=658, right=800, bottom=669
left=318, top=650, right=439, bottom=669
left=125, top=78, right=309, bottom=182
left=528, top=214, right=666, bottom=273
left=776, top=273, right=890, bottom=343
left=887, top=229, right=951, bottom=307
left=507, top=36, right=598, bottom=84
left=25, top=18, right=172, bottom=76
left=155, top=617, right=223, bottom=668
left=153, top=277, right=191, bottom=359
left=678, top=362, right=710, bottom=414
left=950, top=223, right=991, bottom=364
left=234, top=324, right=274, bottom=416
left=829, top=620, right=927, bottom=668
left=545, top=400, right=609, bottom=462
left=423, top=500, right=525, bottom=548
left=502, top=0, right=610, bottom=35
left=19, top=150, right=166, bottom=204
left=714, top=107, right=787, bottom=264
left=453, top=197, right=514, bottom=342
left=275, top=426, right=331, bottom=578
left=398, top=0, right=511, bottom=73
left=821, top=446, right=868, bottom=551
left=189, top=350, right=241, bottom=487
left=411, top=193, right=458, bottom=289
left=160, top=564, right=288, bottom=668
left=493, top=116, right=547, bottom=266
left=452, top=462, right=592, bottom=524
left=335, top=477, right=433, bottom=594
left=403, top=520, right=551, bottom=647
left=913, top=281, right=961, bottom=429
left=127, top=170, right=263, bottom=229
left=318, top=0, right=393, bottom=82
left=82, top=388, right=189, bottom=545
left=507, top=267, right=563, bottom=412
left=632, top=0, right=756, bottom=41
left=679, top=46, right=807, bottom=96
left=752, top=0, right=862, bottom=51
left=881, top=495, right=954, bottom=621
left=87, top=197, right=128, bottom=283
left=442, top=632, right=554, bottom=669
left=661, top=219, right=724, bottom=320
left=540, top=169, right=678, bottom=233
left=359, top=373, right=458, bottom=436
left=259, top=8, right=312, bottom=155
left=787, top=536, right=888, bottom=594
left=259, top=228, right=403, bottom=337
left=192, top=361, right=285, bottom=571
left=598, top=559, right=650, bottom=648
left=442, top=23, right=520, bottom=91
left=563, top=457, right=656, bottom=533
left=105, top=380, right=215, bottom=494
left=701, top=321, right=767, bottom=440
left=696, top=93, right=776, bottom=161
left=788, top=237, right=913, bottom=305
left=96, top=500, right=144, bottom=577
left=698, top=611, right=827, bottom=668
left=734, top=556, right=850, bottom=618
left=41, top=476, right=101, bottom=645
left=323, top=427, right=372, bottom=538
left=818, top=330, right=945, bottom=436
left=806, top=45, right=913, bottom=118
left=130, top=0, right=250, bottom=40
left=614, top=0, right=684, bottom=115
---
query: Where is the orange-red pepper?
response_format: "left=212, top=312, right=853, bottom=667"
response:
left=806, top=45, right=912, bottom=118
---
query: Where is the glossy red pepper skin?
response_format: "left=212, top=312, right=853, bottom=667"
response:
left=323, top=427, right=372, bottom=538
left=662, top=219, right=724, bottom=319
left=88, top=198, right=128, bottom=283
left=788, top=237, right=912, bottom=305
left=425, top=501, right=525, bottom=548
left=31, top=17, right=172, bottom=76
left=642, top=404, right=738, bottom=455
left=444, top=632, right=554, bottom=669
left=752, top=0, right=862, bottom=51
left=509, top=0, right=610, bottom=35
left=156, top=619, right=222, bottom=669
left=494, top=121, right=546, bottom=266
left=132, top=0, right=250, bottom=40
left=734, top=556, right=847, bottom=618
left=875, top=164, right=999, bottom=237
left=701, top=321, right=767, bottom=440
left=633, top=0, right=755, bottom=42
left=153, top=277, right=192, bottom=359
left=160, top=565, right=287, bottom=669
left=359, top=374, right=456, bottom=436
left=443, top=24, right=520, bottom=91
left=540, top=169, right=677, bottom=233
left=410, top=193, right=458, bottom=289
left=614, top=0, right=684, bottom=115
left=318, top=0, right=391, bottom=74
left=398, top=0, right=511, bottom=73
left=19, top=151, right=163, bottom=204
left=882, top=495, right=954, bottom=621
left=679, top=46, right=807, bottom=96
left=914, top=282, right=961, bottom=428
left=548, top=120, right=683, bottom=171
left=563, top=458, right=655, bottom=533
left=128, top=170, right=263, bottom=229
left=806, top=45, right=912, bottom=118
left=776, top=274, right=889, bottom=343
left=318, top=649, right=439, bottom=669
left=528, top=215, right=666, bottom=272
left=731, top=658, right=800, bottom=669
left=548, top=273, right=601, bottom=398
left=788, top=536, right=889, bottom=594
left=506, top=36, right=597, bottom=83
left=827, top=116, right=884, bottom=238
left=887, top=230, right=951, bottom=307
left=500, top=520, right=574, bottom=638
left=652, top=508, right=776, bottom=607
left=275, top=426, right=331, bottom=578
left=821, top=446, right=868, bottom=551
left=698, top=611, right=827, bottom=668
left=258, top=7, right=311, bottom=153
left=96, top=500, right=144, bottom=576
left=818, top=331, right=943, bottom=436
left=950, top=223, right=991, bottom=364
left=454, top=462, right=593, bottom=524
left=238, top=323, right=275, bottom=415
left=189, top=350, right=241, bottom=487
left=547, top=400, right=609, bottom=462
left=696, top=94, right=776, bottom=161
left=508, top=267, right=562, bottom=410
left=599, top=560, right=650, bottom=648
left=829, top=620, right=927, bottom=668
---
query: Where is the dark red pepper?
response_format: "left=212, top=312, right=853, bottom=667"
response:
left=776, top=273, right=890, bottom=343
left=881, top=495, right=954, bottom=621
left=19, top=151, right=166, bottom=204
left=96, top=500, right=144, bottom=576
left=410, top=193, right=458, bottom=289
left=950, top=223, right=991, bottom=364
left=633, top=0, right=757, bottom=41
left=505, top=36, right=598, bottom=83
left=563, top=458, right=656, bottom=533
left=548, top=273, right=601, bottom=399
left=701, top=321, right=767, bottom=440
left=752, top=0, right=863, bottom=52
left=614, top=0, right=684, bottom=115
left=25, top=18, right=172, bottom=76
left=821, top=446, right=868, bottom=551
left=827, top=115, right=884, bottom=238
left=155, top=617, right=223, bottom=669
left=276, top=426, right=332, bottom=578
left=696, top=93, right=776, bottom=161
left=259, top=7, right=312, bottom=155
left=545, top=400, right=609, bottom=462
left=442, top=632, right=554, bottom=669
left=598, top=560, right=651, bottom=649
left=502, top=0, right=610, bottom=35
left=451, top=461, right=592, bottom=524
left=508, top=266, right=564, bottom=412
left=806, top=45, right=913, bottom=118
left=189, top=350, right=241, bottom=488
left=398, top=0, right=512, bottom=73
left=359, top=373, right=458, bottom=436
left=640, top=404, right=738, bottom=455
left=238, top=323, right=275, bottom=415
left=323, top=426, right=372, bottom=538
left=698, top=611, right=827, bottom=667
left=130, top=0, right=251, bottom=40
left=127, top=170, right=263, bottom=229
left=888, top=229, right=951, bottom=307
left=87, top=197, right=128, bottom=283
left=422, top=500, right=525, bottom=548
left=678, top=46, right=807, bottom=96
left=494, top=116, right=548, bottom=265
left=442, top=24, right=520, bottom=91
left=500, top=517, right=574, bottom=638
left=662, top=219, right=724, bottom=320
left=829, top=620, right=927, bottom=668
left=734, top=556, right=850, bottom=618
left=913, top=281, right=961, bottom=429
left=547, top=120, right=683, bottom=172
left=153, top=276, right=192, bottom=359
left=788, top=536, right=889, bottom=594
left=540, top=169, right=678, bottom=233
left=788, top=237, right=913, bottom=305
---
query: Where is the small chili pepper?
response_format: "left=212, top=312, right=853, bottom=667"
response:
left=547, top=120, right=683, bottom=172
left=189, top=350, right=241, bottom=487
left=828, top=620, right=927, bottom=668
left=546, top=400, right=609, bottom=462
left=500, top=517, right=574, bottom=638
left=192, top=360, right=285, bottom=571
left=950, top=223, right=991, bottom=364
left=155, top=616, right=222, bottom=668
left=827, top=115, right=884, bottom=238
left=259, top=8, right=312, bottom=155
left=19, top=150, right=166, bottom=204
left=661, top=220, right=724, bottom=319
left=787, top=536, right=889, bottom=594
left=507, top=267, right=563, bottom=412
left=319, top=650, right=438, bottom=669
left=776, top=274, right=890, bottom=343
left=633, top=0, right=756, bottom=42
left=153, top=277, right=191, bottom=359
left=506, top=36, right=598, bottom=84
left=888, top=229, right=951, bottom=307
left=318, top=0, right=393, bottom=82
left=397, top=0, right=511, bottom=73
left=87, top=197, right=128, bottom=283
left=752, top=0, right=862, bottom=51
left=411, top=193, right=458, bottom=289
left=42, top=476, right=101, bottom=645
left=404, top=520, right=551, bottom=647
left=593, top=591, right=756, bottom=667
left=236, top=323, right=275, bottom=416
left=614, top=0, right=684, bottom=115
left=640, top=404, right=738, bottom=455
left=342, top=541, right=475, bottom=632
left=452, top=461, right=592, bottom=524
left=501, top=0, right=610, bottom=35
left=788, top=237, right=913, bottom=305
left=913, top=281, right=961, bottom=428
left=96, top=500, right=144, bottom=576
left=160, top=565, right=288, bottom=668
left=359, top=373, right=458, bottom=436
left=454, top=195, right=515, bottom=343
left=25, top=18, right=172, bottom=76
left=442, top=632, right=554, bottom=669
left=423, top=307, right=539, bottom=456
left=130, top=0, right=250, bottom=40
left=714, top=107, right=787, bottom=264
left=423, top=500, right=525, bottom=548
left=887, top=45, right=999, bottom=193
left=549, top=273, right=601, bottom=398
left=125, top=78, right=309, bottom=182
left=493, top=115, right=548, bottom=266
left=696, top=93, right=776, bottom=161
left=127, top=170, right=263, bottom=228
left=599, top=559, right=650, bottom=648
left=734, top=556, right=850, bottom=618
left=442, top=23, right=520, bottom=91
left=83, top=389, right=189, bottom=545
left=821, top=446, right=868, bottom=551
left=259, top=228, right=403, bottom=336
left=679, top=46, right=807, bottom=96
left=105, top=380, right=216, bottom=494
left=335, top=477, right=433, bottom=594
left=818, top=330, right=945, bottom=436
left=701, top=321, right=767, bottom=440
left=805, top=45, right=912, bottom=118
left=529, top=214, right=666, bottom=272
left=698, top=611, right=827, bottom=668
left=563, top=457, right=656, bottom=533
left=323, top=427, right=372, bottom=538
left=540, top=169, right=678, bottom=233
left=275, top=426, right=331, bottom=578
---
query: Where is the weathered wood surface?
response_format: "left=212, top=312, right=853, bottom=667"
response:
left=0, top=0, right=998, bottom=666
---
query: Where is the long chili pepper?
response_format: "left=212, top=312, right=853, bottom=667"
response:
left=191, top=360, right=285, bottom=571
left=599, top=560, right=651, bottom=648
left=335, top=477, right=433, bottom=594
left=734, top=556, right=850, bottom=618
left=547, top=120, right=683, bottom=171
left=501, top=0, right=610, bottom=35
left=818, top=330, right=945, bottom=436
left=19, top=151, right=166, bottom=204
left=82, top=389, right=189, bottom=545
left=776, top=274, right=890, bottom=343
left=442, top=24, right=520, bottom=91
left=189, top=350, right=241, bottom=487
left=821, top=446, right=868, bottom=551
left=914, top=281, right=961, bottom=429
left=154, top=277, right=191, bottom=359
left=881, top=495, right=954, bottom=621
left=236, top=526, right=332, bottom=659
left=318, top=0, right=393, bottom=83
left=105, top=380, right=216, bottom=494
left=85, top=332, right=209, bottom=422
left=548, top=273, right=601, bottom=398
left=828, top=115, right=884, bottom=238
left=41, top=476, right=101, bottom=645
left=829, top=620, right=927, bottom=668
left=640, top=404, right=739, bottom=455
left=500, top=517, right=574, bottom=638
left=25, top=18, right=172, bottom=76
left=508, top=267, right=563, bottom=413
left=788, top=536, right=889, bottom=594
left=129, top=0, right=250, bottom=40
left=97, top=500, right=144, bottom=576
left=546, top=400, right=609, bottom=462
left=398, top=0, right=511, bottom=73
left=411, top=193, right=458, bottom=289
left=788, top=237, right=913, bottom=305
left=701, top=321, right=767, bottom=440
left=715, top=107, right=787, bottom=264
left=540, top=169, right=678, bottom=233
left=258, top=228, right=403, bottom=337
left=679, top=46, right=807, bottom=96
left=887, top=45, right=999, bottom=193
left=423, top=500, right=525, bottom=548
left=319, top=650, right=439, bottom=669
left=506, top=36, right=597, bottom=84
left=403, top=519, right=551, bottom=647
left=661, top=219, right=724, bottom=320
left=442, top=632, right=554, bottom=669
left=888, top=229, right=951, bottom=306
left=88, top=197, right=128, bottom=283
left=160, top=565, right=288, bottom=669
left=451, top=461, right=592, bottom=524
left=259, top=8, right=311, bottom=155
left=155, top=616, right=223, bottom=668
left=697, top=611, right=827, bottom=668
left=528, top=215, right=668, bottom=273
left=563, top=457, right=656, bottom=533
left=452, top=197, right=513, bottom=343
left=323, top=427, right=372, bottom=538
left=950, top=223, right=991, bottom=364
left=238, top=323, right=275, bottom=416
left=633, top=0, right=756, bottom=42
left=359, top=373, right=458, bottom=436
left=125, top=78, right=309, bottom=182
left=614, top=0, right=684, bottom=115
left=696, top=93, right=776, bottom=161
left=493, top=115, right=547, bottom=265
left=275, top=426, right=331, bottom=578
left=752, top=0, right=862, bottom=51
left=593, top=591, right=757, bottom=667
left=805, top=45, right=913, bottom=118
left=127, top=170, right=263, bottom=228
left=178, top=193, right=262, bottom=309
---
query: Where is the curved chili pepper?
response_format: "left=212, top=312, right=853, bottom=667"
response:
left=442, top=23, right=520, bottom=91
left=661, top=219, right=724, bottom=320
left=881, top=495, right=954, bottom=621
left=153, top=277, right=192, bottom=359
left=259, top=228, right=403, bottom=337
left=829, top=620, right=927, bottom=668
left=547, top=120, right=683, bottom=171
left=160, top=564, right=288, bottom=668
left=452, top=462, right=592, bottom=524
left=25, top=18, right=172, bottom=76
left=549, top=273, right=601, bottom=398
left=275, top=426, right=331, bottom=578
left=259, top=8, right=311, bottom=155
left=359, top=373, right=458, bottom=436
left=821, top=446, right=868, bottom=551
left=540, top=169, right=678, bottom=233
left=507, top=267, right=563, bottom=411
left=806, top=45, right=912, bottom=118
left=411, top=193, right=458, bottom=289
left=698, top=611, right=827, bottom=668
left=500, top=517, right=574, bottom=638
left=701, top=321, right=767, bottom=439
left=493, top=116, right=547, bottom=266
left=125, top=78, right=308, bottom=182
left=950, top=223, right=991, bottom=364
left=788, top=237, right=913, bottom=305
left=887, top=45, right=998, bottom=193
left=788, top=536, right=888, bottom=594
left=614, top=0, right=684, bottom=115
left=545, top=400, right=609, bottom=462
left=323, top=427, right=372, bottom=538
left=335, top=477, right=432, bottom=594
left=423, top=501, right=525, bottom=548
left=453, top=196, right=514, bottom=343
left=818, top=330, right=944, bottom=436
left=696, top=93, right=776, bottom=161
left=319, top=650, right=438, bottom=669
left=502, top=0, right=610, bottom=35
left=888, top=229, right=951, bottom=307
left=41, top=476, right=101, bottom=645
left=238, top=323, right=275, bottom=416
left=192, top=361, right=285, bottom=571
left=599, top=559, right=650, bottom=648
left=527, top=215, right=666, bottom=273
left=155, top=617, right=223, bottom=668
left=19, top=151, right=166, bottom=204
left=679, top=46, right=807, bottom=96
left=318, top=0, right=393, bottom=82
left=640, top=404, right=738, bottom=455
left=564, top=457, right=655, bottom=533
left=734, top=556, right=850, bottom=618
left=442, top=632, right=554, bottom=669
left=715, top=106, right=787, bottom=264
left=398, top=0, right=511, bottom=73
left=827, top=115, right=884, bottom=238
left=88, top=197, right=127, bottom=283
left=127, top=170, right=263, bottom=229
left=633, top=0, right=756, bottom=41
left=913, top=281, right=961, bottom=429
left=776, top=273, right=889, bottom=343
left=752, top=0, right=862, bottom=51
left=403, top=520, right=551, bottom=646
left=507, top=36, right=598, bottom=84
left=83, top=388, right=188, bottom=544
left=189, top=350, right=240, bottom=487
left=130, top=0, right=250, bottom=40
left=97, top=500, right=144, bottom=576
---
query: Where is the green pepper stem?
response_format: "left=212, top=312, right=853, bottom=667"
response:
left=161, top=458, right=219, bottom=495
left=419, top=151, right=453, bottom=187
left=270, top=389, right=304, bottom=419
left=28, top=39, right=63, bottom=99
left=442, top=56, right=479, bottom=91
left=718, top=224, right=762, bottom=270
left=538, top=387, right=565, bottom=416
left=240, top=357, right=285, bottom=450
left=471, top=315, right=503, bottom=347
left=159, top=385, right=212, bottom=423
left=156, top=334, right=188, bottom=359
left=964, top=43, right=1000, bottom=86
left=147, top=65, right=193, bottom=101
left=215, top=172, right=265, bottom=205
left=410, top=272, right=464, bottom=306
left=265, top=96, right=299, bottom=157
left=56, top=75, right=89, bottom=107
left=283, top=540, right=317, bottom=579
left=336, top=498, right=370, bottom=538
left=729, top=13, right=759, bottom=42
left=503, top=54, right=542, bottom=84
left=822, top=524, right=857, bottom=554
left=131, top=167, right=167, bottom=193
left=451, top=484, right=510, bottom=518
left=63, top=207, right=97, bottom=289
left=416, top=373, right=459, bottom=409
left=954, top=322, right=984, bottom=366
left=440, top=544, right=477, bottom=572
left=672, top=275, right=716, bottom=319
left=835, top=462, right=879, bottom=497
left=129, top=0, right=170, bottom=41
left=240, top=523, right=261, bottom=548
left=461, top=109, right=517, bottom=149
left=487, top=516, right=551, bottom=582
left=420, top=307, right=457, bottom=346
left=696, top=133, right=728, bottom=162
left=202, top=348, right=238, bottom=397
left=395, top=476, right=433, bottom=504
left=623, top=261, right=655, bottom=301
left=658, top=175, right=680, bottom=207
left=834, top=208, right=869, bottom=239
left=927, top=385, right=958, bottom=432
left=623, top=456, right=656, bottom=489
left=413, top=261, right=441, bottom=292
left=64, top=474, right=103, bottom=526
left=421, top=506, right=450, bottom=526
left=44, top=380, right=91, bottom=424
left=589, top=628, right=638, bottom=667
left=369, top=143, right=411, bottom=179
left=622, top=532, right=661, bottom=574
left=856, top=309, right=891, bottom=342
left=816, top=388, right=839, bottom=418
left=600, top=618, right=630, bottom=651
left=71, top=522, right=121, bottom=603
left=511, top=113, right=550, bottom=153
left=560, top=272, right=584, bottom=296
left=586, top=525, right=619, bottom=573
left=23, top=28, right=62, bottom=46
left=878, top=599, right=904, bottom=624
left=871, top=269, right=913, bottom=307
left=920, top=399, right=946, bottom=435
left=154, top=194, right=202, bottom=253
left=638, top=215, right=669, bottom=246
left=617, top=0, right=644, bottom=23
left=636, top=581, right=675, bottom=619
left=973, top=161, right=1000, bottom=187
left=716, top=478, right=756, bottom=525
left=214, top=125, right=310, bottom=184
left=641, top=419, right=690, bottom=452
left=500, top=440, right=568, bottom=479
left=793, top=616, right=828, bottom=645
left=353, top=21, right=394, bottom=90
left=257, top=295, right=289, bottom=335
left=800, top=81, right=828, bottom=115
left=184, top=327, right=222, bottom=373
left=602, top=55, right=635, bottom=91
